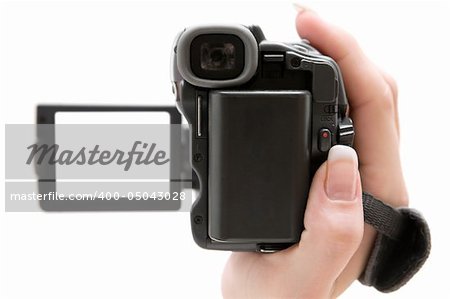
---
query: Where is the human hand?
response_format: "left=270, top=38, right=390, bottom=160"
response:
left=222, top=9, right=409, bottom=299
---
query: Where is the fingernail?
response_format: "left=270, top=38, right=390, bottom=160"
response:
left=326, top=145, right=358, bottom=201
left=292, top=3, right=309, bottom=14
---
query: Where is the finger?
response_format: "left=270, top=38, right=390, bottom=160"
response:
left=295, top=11, right=406, bottom=205
left=378, top=67, right=400, bottom=137
left=295, top=11, right=391, bottom=111
left=268, top=146, right=364, bottom=296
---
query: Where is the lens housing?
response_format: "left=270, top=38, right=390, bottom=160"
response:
left=190, top=34, right=245, bottom=80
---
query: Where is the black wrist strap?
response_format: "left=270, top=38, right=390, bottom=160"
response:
left=359, top=192, right=431, bottom=292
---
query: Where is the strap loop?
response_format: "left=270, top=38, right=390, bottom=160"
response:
left=362, top=192, right=405, bottom=240
left=360, top=192, right=431, bottom=292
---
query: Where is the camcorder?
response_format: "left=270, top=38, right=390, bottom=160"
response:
left=171, top=25, right=355, bottom=252
left=28, top=23, right=430, bottom=292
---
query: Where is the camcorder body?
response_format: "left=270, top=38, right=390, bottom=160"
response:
left=171, top=24, right=354, bottom=252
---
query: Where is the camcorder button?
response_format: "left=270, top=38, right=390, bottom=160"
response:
left=263, top=54, right=284, bottom=62
left=319, top=128, right=332, bottom=152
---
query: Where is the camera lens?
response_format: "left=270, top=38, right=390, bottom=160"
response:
left=200, top=42, right=236, bottom=71
left=190, top=34, right=245, bottom=80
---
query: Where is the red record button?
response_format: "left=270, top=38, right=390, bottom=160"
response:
left=319, top=128, right=332, bottom=152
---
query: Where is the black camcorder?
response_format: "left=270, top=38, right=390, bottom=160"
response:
left=171, top=24, right=354, bottom=252
left=30, top=22, right=430, bottom=293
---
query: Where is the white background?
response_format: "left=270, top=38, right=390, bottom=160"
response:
left=1, top=1, right=449, bottom=298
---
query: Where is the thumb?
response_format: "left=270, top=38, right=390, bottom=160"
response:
left=283, top=145, right=364, bottom=292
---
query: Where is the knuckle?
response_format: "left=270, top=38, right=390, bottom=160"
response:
left=377, top=70, right=398, bottom=111
left=374, top=84, right=396, bottom=114
left=382, top=71, right=399, bottom=100
left=388, top=78, right=398, bottom=100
